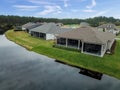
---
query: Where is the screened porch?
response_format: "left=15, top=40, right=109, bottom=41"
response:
left=56, top=38, right=82, bottom=49
left=57, top=38, right=66, bottom=45
left=83, top=43, right=102, bottom=55
left=31, top=31, right=46, bottom=39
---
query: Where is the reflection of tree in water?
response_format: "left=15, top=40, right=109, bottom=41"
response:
left=79, top=68, right=103, bottom=80
left=0, top=29, right=4, bottom=34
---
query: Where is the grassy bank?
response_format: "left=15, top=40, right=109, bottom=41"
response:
left=5, top=30, right=120, bottom=79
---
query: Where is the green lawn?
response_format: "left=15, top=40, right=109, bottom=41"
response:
left=117, top=26, right=120, bottom=29
left=117, top=34, right=120, bottom=38
left=6, top=30, right=120, bottom=79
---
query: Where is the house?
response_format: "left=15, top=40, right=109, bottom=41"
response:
left=30, top=23, right=73, bottom=40
left=55, top=26, right=115, bottom=57
left=14, top=26, right=22, bottom=31
left=97, top=23, right=120, bottom=35
left=22, top=22, right=42, bottom=33
left=22, top=22, right=35, bottom=31
left=56, top=23, right=63, bottom=26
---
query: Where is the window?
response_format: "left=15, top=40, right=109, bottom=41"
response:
left=57, top=38, right=66, bottom=45
left=68, top=39, right=78, bottom=47
left=39, top=33, right=46, bottom=39
left=83, top=43, right=101, bottom=55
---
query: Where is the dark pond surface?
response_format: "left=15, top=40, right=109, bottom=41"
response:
left=0, top=29, right=5, bottom=35
left=0, top=35, right=120, bottom=90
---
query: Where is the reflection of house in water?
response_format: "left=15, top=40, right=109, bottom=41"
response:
left=79, top=68, right=103, bottom=80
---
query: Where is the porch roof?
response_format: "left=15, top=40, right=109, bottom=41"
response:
left=56, top=26, right=115, bottom=44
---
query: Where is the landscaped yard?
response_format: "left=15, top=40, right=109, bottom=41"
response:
left=117, top=34, right=120, bottom=38
left=6, top=30, right=120, bottom=79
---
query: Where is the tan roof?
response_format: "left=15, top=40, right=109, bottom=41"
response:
left=98, top=23, right=118, bottom=30
left=57, top=26, right=115, bottom=44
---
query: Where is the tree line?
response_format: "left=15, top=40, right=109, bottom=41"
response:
left=0, top=15, right=120, bottom=32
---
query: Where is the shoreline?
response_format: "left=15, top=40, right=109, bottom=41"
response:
left=5, top=30, right=120, bottom=80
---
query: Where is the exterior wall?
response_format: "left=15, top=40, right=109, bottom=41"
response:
left=107, top=39, right=115, bottom=50
left=22, top=27, right=26, bottom=30
left=112, top=30, right=119, bottom=35
left=46, top=34, right=55, bottom=40
left=98, top=27, right=119, bottom=35
left=97, top=28, right=104, bottom=32
left=101, top=44, right=107, bottom=57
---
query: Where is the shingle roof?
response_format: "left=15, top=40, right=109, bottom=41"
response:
left=30, top=23, right=73, bottom=34
left=22, top=22, right=36, bottom=29
left=57, top=26, right=115, bottom=44
left=98, top=23, right=118, bottom=30
left=28, top=23, right=42, bottom=30
left=22, top=22, right=43, bottom=30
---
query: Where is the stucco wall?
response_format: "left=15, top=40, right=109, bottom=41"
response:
left=22, top=27, right=26, bottom=30
left=107, top=39, right=115, bottom=50
left=46, top=34, right=55, bottom=40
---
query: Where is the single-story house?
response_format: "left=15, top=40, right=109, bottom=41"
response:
left=30, top=23, right=73, bottom=40
left=22, top=22, right=35, bottom=31
left=14, top=26, right=22, bottom=31
left=22, top=22, right=42, bottom=33
left=56, top=23, right=63, bottom=26
left=55, top=26, right=115, bottom=57
left=97, top=23, right=120, bottom=35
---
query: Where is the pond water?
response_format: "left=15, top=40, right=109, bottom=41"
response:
left=0, top=35, right=120, bottom=90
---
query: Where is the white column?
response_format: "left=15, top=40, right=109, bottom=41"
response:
left=78, top=40, right=80, bottom=50
left=66, top=38, right=68, bottom=47
left=56, top=37, right=58, bottom=45
left=100, top=45, right=103, bottom=57
left=81, top=41, right=84, bottom=53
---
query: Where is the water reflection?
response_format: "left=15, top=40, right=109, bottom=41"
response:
left=0, top=35, right=120, bottom=90
left=0, top=29, right=4, bottom=35
left=55, top=60, right=103, bottom=80
left=79, top=68, right=103, bottom=80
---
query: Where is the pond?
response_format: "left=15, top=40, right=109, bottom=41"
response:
left=0, top=35, right=120, bottom=90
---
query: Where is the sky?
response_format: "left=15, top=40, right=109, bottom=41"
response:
left=0, top=0, right=120, bottom=19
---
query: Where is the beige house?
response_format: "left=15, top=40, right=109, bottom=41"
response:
left=97, top=23, right=120, bottom=35
left=56, top=26, right=115, bottom=57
